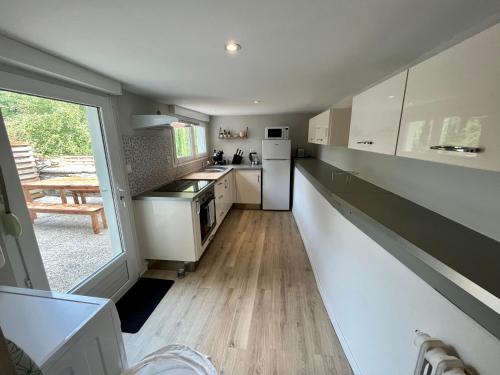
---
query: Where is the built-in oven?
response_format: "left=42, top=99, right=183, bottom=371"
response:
left=195, top=186, right=216, bottom=244
left=265, top=126, right=289, bottom=139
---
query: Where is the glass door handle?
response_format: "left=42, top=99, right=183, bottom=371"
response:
left=117, top=188, right=126, bottom=201
left=1, top=212, right=22, bottom=238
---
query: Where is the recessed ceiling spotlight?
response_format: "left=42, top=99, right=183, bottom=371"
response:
left=225, top=41, right=241, bottom=53
left=253, top=100, right=261, bottom=104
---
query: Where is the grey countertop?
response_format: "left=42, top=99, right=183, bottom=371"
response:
left=294, top=158, right=500, bottom=340
left=225, top=164, right=262, bottom=170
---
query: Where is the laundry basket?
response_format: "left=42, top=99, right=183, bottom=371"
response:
left=123, top=344, right=217, bottom=375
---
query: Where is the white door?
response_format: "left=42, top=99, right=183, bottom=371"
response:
left=0, top=112, right=49, bottom=290
left=235, top=170, right=261, bottom=204
left=262, top=140, right=292, bottom=159
left=262, top=160, right=290, bottom=210
left=0, top=70, right=139, bottom=300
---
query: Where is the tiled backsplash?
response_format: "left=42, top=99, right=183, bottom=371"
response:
left=122, top=132, right=206, bottom=196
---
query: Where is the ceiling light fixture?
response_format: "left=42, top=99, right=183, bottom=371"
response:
left=225, top=42, right=241, bottom=53
left=253, top=100, right=261, bottom=104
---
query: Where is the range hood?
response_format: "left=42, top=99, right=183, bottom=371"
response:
left=132, top=105, right=210, bottom=130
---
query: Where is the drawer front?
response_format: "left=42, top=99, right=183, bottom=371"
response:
left=349, top=70, right=407, bottom=155
left=215, top=179, right=225, bottom=198
left=396, top=24, right=500, bottom=172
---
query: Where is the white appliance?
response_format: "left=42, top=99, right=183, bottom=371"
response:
left=265, top=126, right=289, bottom=139
left=262, top=140, right=291, bottom=210
left=0, top=286, right=127, bottom=374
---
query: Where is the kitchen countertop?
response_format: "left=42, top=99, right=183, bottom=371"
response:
left=182, top=164, right=262, bottom=180
left=133, top=180, right=215, bottom=201
left=294, top=158, right=500, bottom=340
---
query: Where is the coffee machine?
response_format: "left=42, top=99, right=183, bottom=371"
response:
left=212, top=149, right=225, bottom=165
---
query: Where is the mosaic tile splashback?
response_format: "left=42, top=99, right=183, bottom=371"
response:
left=122, top=132, right=206, bottom=196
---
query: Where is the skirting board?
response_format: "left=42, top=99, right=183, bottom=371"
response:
left=292, top=207, right=363, bottom=375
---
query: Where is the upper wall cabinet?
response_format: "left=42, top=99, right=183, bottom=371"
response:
left=348, top=71, right=408, bottom=155
left=308, top=108, right=351, bottom=146
left=396, top=24, right=500, bottom=172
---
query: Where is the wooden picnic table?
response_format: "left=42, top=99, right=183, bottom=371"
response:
left=21, top=177, right=107, bottom=233
left=22, top=176, right=100, bottom=205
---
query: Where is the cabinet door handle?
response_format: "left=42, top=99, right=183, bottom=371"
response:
left=257, top=174, right=260, bottom=183
left=357, top=141, right=374, bottom=145
left=218, top=195, right=224, bottom=200
left=430, top=145, right=483, bottom=153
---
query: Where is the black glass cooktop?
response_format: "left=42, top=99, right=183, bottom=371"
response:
left=153, top=179, right=211, bottom=193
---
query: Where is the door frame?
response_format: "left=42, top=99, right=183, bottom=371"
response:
left=0, top=68, right=141, bottom=300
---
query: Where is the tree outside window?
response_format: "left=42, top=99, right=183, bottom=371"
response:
left=173, top=124, right=207, bottom=163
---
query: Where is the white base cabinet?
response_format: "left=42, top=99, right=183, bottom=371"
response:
left=396, top=23, right=500, bottom=172
left=215, top=170, right=235, bottom=224
left=292, top=167, right=500, bottom=375
left=235, top=170, right=261, bottom=205
left=134, top=198, right=203, bottom=262
left=348, top=70, right=407, bottom=155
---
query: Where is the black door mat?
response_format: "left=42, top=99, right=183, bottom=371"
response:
left=115, top=277, right=174, bottom=333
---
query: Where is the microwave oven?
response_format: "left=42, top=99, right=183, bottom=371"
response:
left=265, top=126, right=289, bottom=139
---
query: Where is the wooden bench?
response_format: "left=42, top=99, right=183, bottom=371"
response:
left=26, top=202, right=108, bottom=234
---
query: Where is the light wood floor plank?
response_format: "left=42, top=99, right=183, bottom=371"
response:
left=123, top=209, right=353, bottom=374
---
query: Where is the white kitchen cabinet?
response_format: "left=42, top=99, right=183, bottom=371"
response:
left=225, top=170, right=235, bottom=212
left=308, top=108, right=351, bottom=145
left=348, top=70, right=408, bottom=154
left=396, top=23, right=500, bottom=172
left=0, top=286, right=127, bottom=375
left=134, top=198, right=204, bottom=261
left=235, top=170, right=261, bottom=205
left=215, top=177, right=226, bottom=221
left=215, top=170, right=235, bottom=223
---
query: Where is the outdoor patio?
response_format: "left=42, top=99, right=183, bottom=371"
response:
left=33, top=195, right=115, bottom=292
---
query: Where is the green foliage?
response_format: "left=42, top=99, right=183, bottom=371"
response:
left=0, top=90, right=92, bottom=156
left=174, top=127, right=193, bottom=158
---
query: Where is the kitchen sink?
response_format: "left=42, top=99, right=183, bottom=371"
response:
left=203, top=168, right=226, bottom=172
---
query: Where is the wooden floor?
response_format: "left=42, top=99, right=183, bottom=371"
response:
left=123, top=209, right=353, bottom=374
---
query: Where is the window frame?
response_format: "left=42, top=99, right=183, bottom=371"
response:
left=172, top=122, right=208, bottom=165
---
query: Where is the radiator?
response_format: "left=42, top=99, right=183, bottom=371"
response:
left=413, top=330, right=468, bottom=375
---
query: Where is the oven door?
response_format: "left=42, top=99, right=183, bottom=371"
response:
left=199, top=198, right=216, bottom=244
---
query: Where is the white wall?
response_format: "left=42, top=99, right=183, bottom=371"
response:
left=316, top=146, right=500, bottom=242
left=292, top=168, right=500, bottom=375
left=208, top=114, right=316, bottom=163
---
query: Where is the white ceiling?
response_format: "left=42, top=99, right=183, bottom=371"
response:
left=0, top=0, right=499, bottom=115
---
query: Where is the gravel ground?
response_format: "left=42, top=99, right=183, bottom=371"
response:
left=33, top=196, right=115, bottom=292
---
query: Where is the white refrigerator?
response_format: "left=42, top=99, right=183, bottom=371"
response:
left=262, top=140, right=291, bottom=210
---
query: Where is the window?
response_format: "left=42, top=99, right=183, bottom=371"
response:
left=174, top=127, right=193, bottom=159
left=173, top=123, right=208, bottom=163
left=194, top=125, right=207, bottom=155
